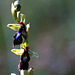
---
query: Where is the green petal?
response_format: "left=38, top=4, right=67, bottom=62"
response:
left=20, top=40, right=29, bottom=49
left=17, top=11, right=20, bottom=21
left=7, top=24, right=20, bottom=31
left=26, top=23, right=30, bottom=32
left=28, top=50, right=39, bottom=58
left=20, top=14, right=26, bottom=24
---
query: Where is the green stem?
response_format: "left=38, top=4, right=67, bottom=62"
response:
left=20, top=70, right=25, bottom=75
left=27, top=68, right=33, bottom=75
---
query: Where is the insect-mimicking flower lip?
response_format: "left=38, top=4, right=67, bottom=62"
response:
left=13, top=32, right=22, bottom=47
left=21, top=50, right=30, bottom=63
left=18, top=50, right=30, bottom=70
left=18, top=61, right=29, bottom=70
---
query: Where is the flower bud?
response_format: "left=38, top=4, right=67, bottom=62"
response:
left=14, top=1, right=21, bottom=11
left=11, top=3, right=18, bottom=23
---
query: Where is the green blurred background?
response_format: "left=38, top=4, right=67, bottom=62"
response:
left=0, top=0, right=75, bottom=75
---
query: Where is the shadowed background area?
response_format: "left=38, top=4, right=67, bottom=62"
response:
left=0, top=0, right=75, bottom=75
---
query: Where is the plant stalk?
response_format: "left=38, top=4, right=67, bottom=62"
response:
left=27, top=68, right=33, bottom=75
left=20, top=70, right=25, bottom=75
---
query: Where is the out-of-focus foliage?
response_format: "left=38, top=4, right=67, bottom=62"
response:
left=0, top=0, right=75, bottom=75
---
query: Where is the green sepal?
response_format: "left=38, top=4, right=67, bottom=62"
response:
left=28, top=50, right=39, bottom=58
left=7, top=24, right=20, bottom=31
left=26, top=23, right=30, bottom=38
left=20, top=14, right=26, bottom=24
left=11, top=49, right=24, bottom=55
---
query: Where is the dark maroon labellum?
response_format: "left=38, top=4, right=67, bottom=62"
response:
left=13, top=32, right=22, bottom=47
left=18, top=50, right=30, bottom=70
left=21, top=50, right=30, bottom=62
left=18, top=62, right=29, bottom=70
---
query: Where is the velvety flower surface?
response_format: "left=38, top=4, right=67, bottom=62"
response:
left=18, top=47, right=30, bottom=70
left=13, top=32, right=22, bottom=47
left=18, top=62, right=29, bottom=70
